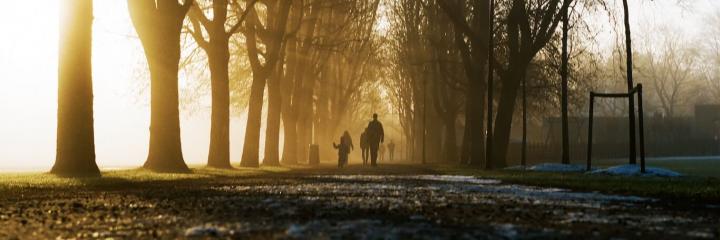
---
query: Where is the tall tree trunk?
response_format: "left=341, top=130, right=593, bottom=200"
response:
left=207, top=43, right=232, bottom=168
left=623, top=0, right=637, bottom=164
left=560, top=0, right=570, bottom=164
left=128, top=0, right=192, bottom=173
left=444, top=116, right=458, bottom=163
left=241, top=1, right=291, bottom=167
left=492, top=63, right=528, bottom=169
left=522, top=74, right=527, bottom=166
left=281, top=113, right=298, bottom=164
left=486, top=0, right=496, bottom=169
left=264, top=66, right=282, bottom=166
left=241, top=71, right=266, bottom=168
left=53, top=0, right=100, bottom=177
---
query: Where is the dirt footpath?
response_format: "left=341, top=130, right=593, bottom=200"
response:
left=0, top=166, right=717, bottom=239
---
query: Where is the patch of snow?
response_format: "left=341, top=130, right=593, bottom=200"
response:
left=184, top=225, right=228, bottom=237
left=465, top=184, right=651, bottom=203
left=312, top=175, right=501, bottom=185
left=590, top=164, right=682, bottom=177
left=529, top=163, right=587, bottom=173
left=312, top=175, right=650, bottom=204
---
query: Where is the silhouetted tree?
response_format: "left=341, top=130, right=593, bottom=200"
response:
left=128, top=0, right=193, bottom=173
left=187, top=0, right=256, bottom=168
left=280, top=0, right=320, bottom=165
left=240, top=0, right=291, bottom=168
left=53, top=0, right=101, bottom=177
left=560, top=0, right=570, bottom=164
left=622, top=0, right=637, bottom=164
left=437, top=0, right=489, bottom=167
left=491, top=0, right=572, bottom=168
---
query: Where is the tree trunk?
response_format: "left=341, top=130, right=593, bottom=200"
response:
left=264, top=66, right=282, bottom=166
left=128, top=0, right=191, bottom=173
left=281, top=113, right=298, bottom=164
left=53, top=0, right=100, bottom=177
left=240, top=72, right=266, bottom=168
left=623, top=0, right=637, bottom=164
left=560, top=0, right=570, bottom=165
left=467, top=71, right=486, bottom=166
left=492, top=64, right=527, bottom=169
left=241, top=1, right=291, bottom=167
left=444, top=116, right=458, bottom=163
left=207, top=44, right=232, bottom=169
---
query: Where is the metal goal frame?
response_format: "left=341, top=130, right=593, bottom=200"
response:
left=587, top=84, right=646, bottom=173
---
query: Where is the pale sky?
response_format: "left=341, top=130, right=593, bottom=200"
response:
left=0, top=1, right=252, bottom=171
left=0, top=0, right=716, bottom=171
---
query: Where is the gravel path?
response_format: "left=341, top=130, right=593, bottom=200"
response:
left=0, top=168, right=717, bottom=239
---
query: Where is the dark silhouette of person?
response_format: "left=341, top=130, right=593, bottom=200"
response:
left=366, top=113, right=384, bottom=166
left=360, top=129, right=369, bottom=166
left=388, top=140, right=395, bottom=162
left=333, top=131, right=354, bottom=168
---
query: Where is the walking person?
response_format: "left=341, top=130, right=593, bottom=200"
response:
left=366, top=113, right=385, bottom=167
left=360, top=129, right=369, bottom=166
left=333, top=131, right=354, bottom=168
left=388, top=140, right=396, bottom=162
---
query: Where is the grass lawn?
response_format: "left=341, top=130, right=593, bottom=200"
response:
left=431, top=164, right=720, bottom=203
left=594, top=157, right=720, bottom=177
left=0, top=163, right=718, bottom=204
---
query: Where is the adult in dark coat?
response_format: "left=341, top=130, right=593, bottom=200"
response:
left=366, top=113, right=384, bottom=166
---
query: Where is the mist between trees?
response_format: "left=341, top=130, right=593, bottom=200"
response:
left=54, top=0, right=720, bottom=176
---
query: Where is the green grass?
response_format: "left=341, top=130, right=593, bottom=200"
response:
left=432, top=164, right=720, bottom=203
left=0, top=164, right=718, bottom=203
left=594, top=157, right=720, bottom=177
left=0, top=166, right=291, bottom=189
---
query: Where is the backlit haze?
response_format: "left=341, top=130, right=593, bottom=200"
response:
left=0, top=0, right=716, bottom=171
left=0, top=1, right=251, bottom=171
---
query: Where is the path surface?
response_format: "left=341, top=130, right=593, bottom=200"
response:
left=0, top=166, right=717, bottom=239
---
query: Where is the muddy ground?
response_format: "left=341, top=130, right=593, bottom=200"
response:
left=0, top=165, right=717, bottom=239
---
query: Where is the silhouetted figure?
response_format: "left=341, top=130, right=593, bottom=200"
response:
left=333, top=131, right=354, bottom=168
left=388, top=140, right=395, bottom=162
left=360, top=129, right=369, bottom=166
left=366, top=113, right=385, bottom=166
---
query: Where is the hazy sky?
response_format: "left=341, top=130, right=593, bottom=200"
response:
left=0, top=0, right=716, bottom=171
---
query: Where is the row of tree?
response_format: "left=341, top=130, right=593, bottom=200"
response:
left=54, top=0, right=382, bottom=177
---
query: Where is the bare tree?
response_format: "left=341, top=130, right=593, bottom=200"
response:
left=128, top=0, right=193, bottom=173
left=187, top=0, right=256, bottom=168
left=490, top=0, right=572, bottom=168
left=240, top=0, right=291, bottom=167
left=638, top=32, right=699, bottom=118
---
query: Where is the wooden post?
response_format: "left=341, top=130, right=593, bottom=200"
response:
left=587, top=93, right=595, bottom=171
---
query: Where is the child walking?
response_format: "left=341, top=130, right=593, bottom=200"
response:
left=333, top=131, right=354, bottom=168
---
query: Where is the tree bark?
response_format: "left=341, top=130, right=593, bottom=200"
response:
left=264, top=65, right=283, bottom=166
left=240, top=71, right=266, bottom=168
left=53, top=0, right=100, bottom=178
left=560, top=0, right=570, bottom=165
left=623, top=0, right=637, bottom=164
left=128, top=0, right=192, bottom=173
left=241, top=1, right=291, bottom=167
left=207, top=43, right=232, bottom=168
